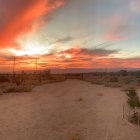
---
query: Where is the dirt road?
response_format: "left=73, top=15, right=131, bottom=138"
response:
left=0, top=80, right=139, bottom=140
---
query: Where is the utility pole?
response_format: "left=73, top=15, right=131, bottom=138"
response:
left=13, top=56, right=16, bottom=75
left=35, top=57, right=38, bottom=74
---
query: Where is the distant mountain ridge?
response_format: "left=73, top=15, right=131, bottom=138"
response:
left=51, top=68, right=140, bottom=74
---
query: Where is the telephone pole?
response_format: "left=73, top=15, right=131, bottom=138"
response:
left=35, top=57, right=38, bottom=74
left=13, top=56, right=16, bottom=75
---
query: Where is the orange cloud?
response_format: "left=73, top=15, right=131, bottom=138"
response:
left=34, top=47, right=118, bottom=69
left=104, top=34, right=127, bottom=41
left=0, top=0, right=64, bottom=47
left=37, top=48, right=140, bottom=69
left=103, top=12, right=129, bottom=41
left=0, top=47, right=140, bottom=72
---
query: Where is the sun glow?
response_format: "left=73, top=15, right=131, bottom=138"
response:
left=9, top=42, right=50, bottom=56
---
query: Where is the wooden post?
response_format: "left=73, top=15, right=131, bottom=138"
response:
left=13, top=56, right=16, bottom=75
left=138, top=109, right=140, bottom=126
left=35, top=57, right=38, bottom=74
left=128, top=107, right=130, bottom=121
left=123, top=103, right=125, bottom=119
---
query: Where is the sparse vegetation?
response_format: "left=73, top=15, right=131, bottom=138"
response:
left=128, top=96, right=140, bottom=108
left=0, top=70, right=67, bottom=94
left=82, top=70, right=140, bottom=89
left=127, top=88, right=137, bottom=98
left=109, top=77, right=118, bottom=82
left=1, top=85, right=33, bottom=93
left=0, top=74, right=11, bottom=83
left=126, top=88, right=140, bottom=125
left=126, top=88, right=140, bottom=108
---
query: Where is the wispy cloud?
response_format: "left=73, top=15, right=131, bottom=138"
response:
left=103, top=12, right=130, bottom=41
left=130, top=0, right=140, bottom=14
left=59, top=47, right=118, bottom=57
left=103, top=0, right=140, bottom=41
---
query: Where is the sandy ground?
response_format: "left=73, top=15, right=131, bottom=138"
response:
left=0, top=79, right=140, bottom=140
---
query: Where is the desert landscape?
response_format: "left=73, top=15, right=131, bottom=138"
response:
left=0, top=72, right=140, bottom=140
left=1, top=0, right=140, bottom=139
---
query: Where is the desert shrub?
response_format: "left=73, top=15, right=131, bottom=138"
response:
left=12, top=74, right=25, bottom=86
left=127, top=88, right=137, bottom=98
left=1, top=85, right=33, bottom=93
left=124, top=79, right=132, bottom=84
left=0, top=75, right=10, bottom=83
left=128, top=96, right=140, bottom=108
left=125, top=88, right=140, bottom=125
left=118, top=70, right=128, bottom=76
left=126, top=88, right=140, bottom=108
left=109, top=77, right=118, bottom=82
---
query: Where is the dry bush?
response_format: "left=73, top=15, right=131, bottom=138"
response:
left=86, top=75, right=120, bottom=86
left=1, top=85, right=33, bottom=93
left=83, top=73, right=140, bottom=91
left=10, top=72, right=26, bottom=86
left=0, top=74, right=11, bottom=83
left=122, top=76, right=133, bottom=84
left=108, top=77, right=119, bottom=82
left=126, top=88, right=140, bottom=125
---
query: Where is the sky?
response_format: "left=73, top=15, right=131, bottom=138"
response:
left=0, top=0, right=140, bottom=72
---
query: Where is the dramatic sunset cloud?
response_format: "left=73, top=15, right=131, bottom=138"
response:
left=0, top=0, right=140, bottom=72
left=0, top=0, right=64, bottom=47
left=0, top=46, right=139, bottom=72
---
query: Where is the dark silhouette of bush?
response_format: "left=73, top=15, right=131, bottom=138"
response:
left=127, top=88, right=137, bottom=98
left=118, top=70, right=128, bottom=76
left=128, top=96, right=140, bottom=108
left=109, top=77, right=118, bottom=82
left=126, top=88, right=140, bottom=108
left=0, top=75, right=10, bottom=83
